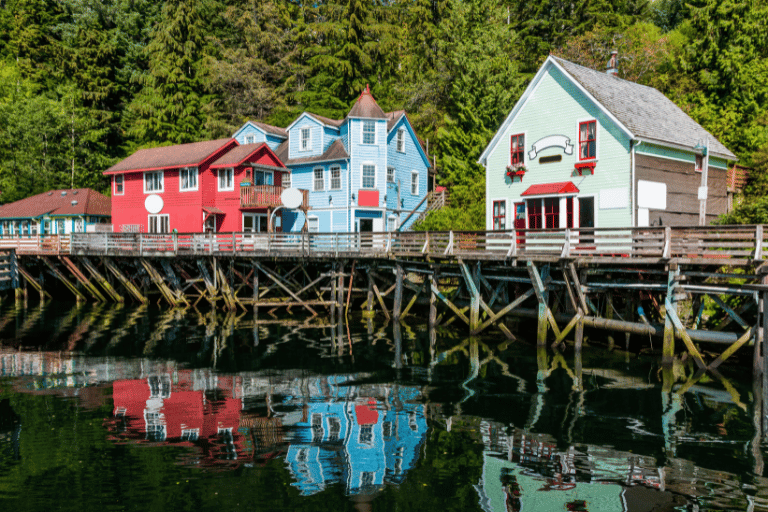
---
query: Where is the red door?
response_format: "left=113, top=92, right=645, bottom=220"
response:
left=514, top=202, right=526, bottom=245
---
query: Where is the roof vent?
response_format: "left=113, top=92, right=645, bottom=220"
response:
left=606, top=50, right=618, bottom=77
left=61, top=191, right=67, bottom=196
left=71, top=200, right=78, bottom=206
left=47, top=192, right=53, bottom=196
left=72, top=190, right=78, bottom=195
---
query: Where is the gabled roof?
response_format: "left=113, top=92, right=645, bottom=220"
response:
left=250, top=121, right=288, bottom=138
left=386, top=110, right=406, bottom=132
left=0, top=189, right=111, bottom=219
left=479, top=56, right=737, bottom=164
left=105, top=138, right=235, bottom=174
left=551, top=57, right=736, bottom=160
left=521, top=182, right=579, bottom=196
left=209, top=143, right=287, bottom=169
left=347, top=84, right=387, bottom=119
left=275, top=138, right=349, bottom=166
left=307, top=113, right=343, bottom=129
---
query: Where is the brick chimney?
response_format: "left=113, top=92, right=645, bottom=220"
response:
left=606, top=50, right=618, bottom=76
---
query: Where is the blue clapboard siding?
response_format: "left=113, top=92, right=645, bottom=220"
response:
left=288, top=115, right=324, bottom=160
left=231, top=122, right=285, bottom=151
left=387, top=118, right=429, bottom=230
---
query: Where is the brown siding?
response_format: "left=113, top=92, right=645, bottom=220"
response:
left=635, top=153, right=728, bottom=226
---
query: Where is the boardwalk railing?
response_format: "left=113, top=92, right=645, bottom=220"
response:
left=0, top=225, right=766, bottom=265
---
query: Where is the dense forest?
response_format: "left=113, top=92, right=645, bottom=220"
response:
left=0, top=0, right=767, bottom=228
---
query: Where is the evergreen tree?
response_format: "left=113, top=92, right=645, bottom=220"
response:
left=127, top=0, right=216, bottom=145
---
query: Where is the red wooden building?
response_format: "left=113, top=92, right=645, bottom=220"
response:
left=104, top=139, right=292, bottom=233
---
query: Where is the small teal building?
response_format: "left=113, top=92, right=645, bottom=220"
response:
left=233, top=86, right=432, bottom=232
left=479, top=55, right=737, bottom=231
left=0, top=188, right=111, bottom=236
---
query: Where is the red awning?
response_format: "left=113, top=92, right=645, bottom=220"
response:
left=203, top=206, right=226, bottom=215
left=521, top=182, right=579, bottom=197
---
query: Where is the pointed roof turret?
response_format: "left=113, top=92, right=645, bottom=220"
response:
left=346, top=84, right=387, bottom=119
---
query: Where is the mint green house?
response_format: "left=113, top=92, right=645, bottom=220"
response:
left=479, top=55, right=737, bottom=231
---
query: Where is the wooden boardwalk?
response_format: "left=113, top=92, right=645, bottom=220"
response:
left=0, top=225, right=766, bottom=376
left=0, top=224, right=764, bottom=267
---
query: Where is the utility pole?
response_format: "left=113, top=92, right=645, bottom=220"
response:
left=698, top=138, right=709, bottom=226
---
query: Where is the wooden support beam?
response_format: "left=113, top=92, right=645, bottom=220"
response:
left=527, top=262, right=550, bottom=347
left=709, top=327, right=754, bottom=370
left=402, top=280, right=427, bottom=317
left=60, top=256, right=107, bottom=302
left=217, top=266, right=238, bottom=311
left=568, top=263, right=589, bottom=313
left=81, top=257, right=123, bottom=302
left=475, top=288, right=535, bottom=334
left=459, top=262, right=480, bottom=332
left=141, top=259, right=179, bottom=307
left=552, top=312, right=583, bottom=347
left=345, top=261, right=356, bottom=317
left=104, top=259, right=148, bottom=304
left=17, top=264, right=51, bottom=299
left=664, top=299, right=707, bottom=370
left=255, top=262, right=317, bottom=316
left=39, top=256, right=86, bottom=302
left=706, top=293, right=750, bottom=329
left=369, top=273, right=390, bottom=320
left=160, top=260, right=190, bottom=306
left=196, top=259, right=219, bottom=305
left=393, top=263, right=404, bottom=321
left=431, top=282, right=470, bottom=326
left=663, top=268, right=678, bottom=365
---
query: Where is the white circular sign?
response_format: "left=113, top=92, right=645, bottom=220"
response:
left=281, top=188, right=303, bottom=209
left=145, top=194, right=164, bottom=214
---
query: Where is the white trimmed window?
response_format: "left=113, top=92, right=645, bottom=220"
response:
left=282, top=172, right=291, bottom=188
left=362, top=121, right=375, bottom=144
left=300, top=127, right=311, bottom=151
left=179, top=167, right=198, bottom=191
left=218, top=168, right=234, bottom=191
left=148, top=214, right=169, bottom=233
left=313, top=168, right=324, bottom=191
left=362, top=165, right=375, bottom=189
left=411, top=170, right=419, bottom=195
left=387, top=166, right=395, bottom=184
left=143, top=171, right=163, bottom=193
left=330, top=166, right=341, bottom=190
left=387, top=216, right=397, bottom=232
left=114, top=175, right=124, bottom=195
left=397, top=128, right=405, bottom=152
left=308, top=216, right=319, bottom=233
left=245, top=135, right=255, bottom=145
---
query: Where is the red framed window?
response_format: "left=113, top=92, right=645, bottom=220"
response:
left=510, top=134, right=524, bottom=165
left=566, top=197, right=574, bottom=228
left=527, top=199, right=542, bottom=229
left=544, top=198, right=559, bottom=228
left=492, top=200, right=506, bottom=230
left=579, top=121, right=596, bottom=160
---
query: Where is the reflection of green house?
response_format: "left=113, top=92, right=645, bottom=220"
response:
left=476, top=454, right=623, bottom=512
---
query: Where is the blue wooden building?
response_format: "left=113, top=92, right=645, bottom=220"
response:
left=233, top=86, right=432, bottom=232
left=0, top=188, right=111, bottom=236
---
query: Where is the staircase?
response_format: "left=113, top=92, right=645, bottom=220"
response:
left=414, top=189, right=449, bottom=224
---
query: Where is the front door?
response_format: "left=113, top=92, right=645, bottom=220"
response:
left=579, top=197, right=594, bottom=244
left=358, top=218, right=374, bottom=232
left=243, top=213, right=268, bottom=233
left=204, top=215, right=216, bottom=233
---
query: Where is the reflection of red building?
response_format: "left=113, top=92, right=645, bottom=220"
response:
left=111, top=373, right=261, bottom=467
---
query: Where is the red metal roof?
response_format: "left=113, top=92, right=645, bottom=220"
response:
left=203, top=206, right=226, bottom=215
left=104, top=138, right=235, bottom=174
left=209, top=143, right=286, bottom=169
left=0, top=188, right=111, bottom=219
left=521, top=182, right=579, bottom=196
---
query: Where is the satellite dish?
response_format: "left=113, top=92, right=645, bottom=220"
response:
left=281, top=188, right=303, bottom=209
left=145, top=194, right=164, bottom=214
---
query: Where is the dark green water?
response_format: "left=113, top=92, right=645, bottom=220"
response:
left=0, top=301, right=766, bottom=511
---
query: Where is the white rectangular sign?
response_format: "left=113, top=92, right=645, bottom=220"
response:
left=599, top=187, right=629, bottom=210
left=637, top=180, right=667, bottom=210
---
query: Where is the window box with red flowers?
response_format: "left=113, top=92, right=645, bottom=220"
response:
left=506, top=163, right=527, bottom=178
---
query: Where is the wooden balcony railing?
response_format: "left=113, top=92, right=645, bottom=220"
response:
left=240, top=185, right=309, bottom=209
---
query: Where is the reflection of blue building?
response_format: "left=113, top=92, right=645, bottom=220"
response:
left=284, top=376, right=428, bottom=495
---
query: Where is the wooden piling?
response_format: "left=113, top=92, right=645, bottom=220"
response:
left=81, top=257, right=123, bottom=302
left=104, top=259, right=148, bottom=304
left=393, top=263, right=404, bottom=321
left=40, top=256, right=86, bottom=302
left=662, top=268, right=678, bottom=365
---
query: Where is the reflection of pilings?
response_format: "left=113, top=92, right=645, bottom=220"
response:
left=393, top=321, right=403, bottom=370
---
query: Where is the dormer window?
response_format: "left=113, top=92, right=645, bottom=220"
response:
left=579, top=121, right=596, bottom=160
left=363, top=121, right=375, bottom=144
left=397, top=128, right=405, bottom=152
left=300, top=127, right=310, bottom=151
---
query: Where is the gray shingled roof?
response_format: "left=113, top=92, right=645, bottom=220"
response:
left=250, top=121, right=288, bottom=138
left=552, top=57, right=736, bottom=160
left=209, top=143, right=286, bottom=169
left=386, top=110, right=405, bottom=132
left=306, top=113, right=344, bottom=128
left=347, top=85, right=387, bottom=119
left=275, top=138, right=349, bottom=166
